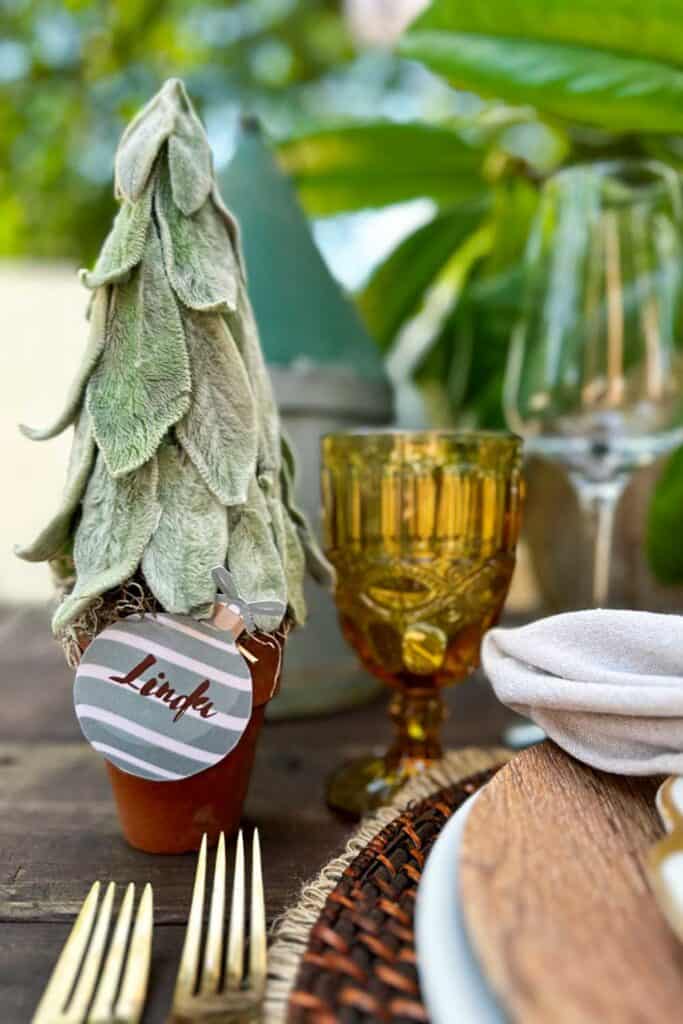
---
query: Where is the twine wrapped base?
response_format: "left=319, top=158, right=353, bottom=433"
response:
left=266, top=748, right=507, bottom=1023
left=56, top=576, right=159, bottom=667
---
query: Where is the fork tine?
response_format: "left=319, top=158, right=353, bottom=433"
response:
left=173, top=833, right=208, bottom=1003
left=225, top=830, right=245, bottom=990
left=66, top=881, right=116, bottom=1022
left=32, top=882, right=102, bottom=1024
left=115, top=883, right=153, bottom=1024
left=87, top=883, right=135, bottom=1023
left=249, top=829, right=267, bottom=992
left=201, top=832, right=226, bottom=995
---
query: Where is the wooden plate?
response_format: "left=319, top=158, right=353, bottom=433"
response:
left=460, top=741, right=683, bottom=1022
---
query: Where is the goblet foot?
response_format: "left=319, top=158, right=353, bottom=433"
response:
left=325, top=749, right=437, bottom=819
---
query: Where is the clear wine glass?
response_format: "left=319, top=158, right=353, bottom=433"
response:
left=505, top=159, right=683, bottom=606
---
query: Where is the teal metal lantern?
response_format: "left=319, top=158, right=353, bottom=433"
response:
left=221, top=118, right=392, bottom=717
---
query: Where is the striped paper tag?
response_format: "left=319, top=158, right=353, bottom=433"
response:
left=74, top=613, right=252, bottom=782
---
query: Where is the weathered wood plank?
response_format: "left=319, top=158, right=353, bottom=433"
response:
left=0, top=602, right=517, bottom=1022
left=0, top=741, right=352, bottom=922
left=461, top=741, right=683, bottom=1023
left=0, top=921, right=185, bottom=1024
left=0, top=604, right=515, bottom=745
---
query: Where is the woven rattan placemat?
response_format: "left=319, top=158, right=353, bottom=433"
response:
left=266, top=747, right=507, bottom=1023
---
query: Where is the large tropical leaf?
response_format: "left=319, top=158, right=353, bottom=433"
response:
left=358, top=199, right=488, bottom=350
left=278, top=122, right=485, bottom=215
left=384, top=215, right=494, bottom=388
left=648, top=445, right=683, bottom=583
left=142, top=442, right=228, bottom=613
left=399, top=32, right=683, bottom=133
left=409, top=0, right=683, bottom=69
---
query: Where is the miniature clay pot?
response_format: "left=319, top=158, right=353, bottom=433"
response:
left=86, top=627, right=285, bottom=854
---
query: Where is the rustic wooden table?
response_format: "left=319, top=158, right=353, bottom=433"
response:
left=0, top=605, right=516, bottom=1023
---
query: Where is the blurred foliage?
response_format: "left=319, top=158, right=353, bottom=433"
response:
left=278, top=121, right=485, bottom=214
left=279, top=0, right=683, bottom=582
left=647, top=444, right=683, bottom=583
left=6, top=0, right=683, bottom=581
left=0, top=0, right=354, bottom=262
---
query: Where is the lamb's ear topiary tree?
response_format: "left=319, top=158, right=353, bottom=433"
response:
left=17, top=78, right=328, bottom=658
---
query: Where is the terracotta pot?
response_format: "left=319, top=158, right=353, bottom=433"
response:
left=85, top=628, right=285, bottom=854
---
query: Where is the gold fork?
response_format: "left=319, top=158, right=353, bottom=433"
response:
left=32, top=881, right=153, bottom=1024
left=168, top=830, right=266, bottom=1023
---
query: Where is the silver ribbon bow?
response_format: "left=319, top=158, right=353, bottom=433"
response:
left=212, top=566, right=286, bottom=634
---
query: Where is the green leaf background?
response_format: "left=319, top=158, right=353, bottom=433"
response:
left=274, top=0, right=683, bottom=585
left=278, top=122, right=485, bottom=214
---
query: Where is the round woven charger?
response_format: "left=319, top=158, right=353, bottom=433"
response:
left=283, top=764, right=500, bottom=1023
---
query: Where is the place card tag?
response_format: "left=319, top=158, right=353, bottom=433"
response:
left=74, top=612, right=253, bottom=783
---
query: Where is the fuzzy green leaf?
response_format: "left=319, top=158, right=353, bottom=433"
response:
left=268, top=493, right=307, bottom=624
left=86, top=224, right=191, bottom=477
left=52, top=453, right=160, bottom=633
left=279, top=433, right=333, bottom=587
left=168, top=92, right=213, bottom=216
left=227, top=479, right=287, bottom=631
left=155, top=164, right=239, bottom=313
left=115, top=80, right=177, bottom=203
left=399, top=32, right=683, bottom=134
left=647, top=445, right=683, bottom=583
left=142, top=442, right=228, bottom=612
left=20, top=288, right=109, bottom=442
left=175, top=310, right=257, bottom=506
left=282, top=512, right=307, bottom=624
left=80, top=178, right=154, bottom=289
left=225, top=284, right=280, bottom=473
left=116, top=78, right=212, bottom=213
left=16, top=408, right=96, bottom=562
left=211, top=184, right=247, bottom=277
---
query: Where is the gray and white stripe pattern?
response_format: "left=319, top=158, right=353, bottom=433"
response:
left=74, top=613, right=252, bottom=782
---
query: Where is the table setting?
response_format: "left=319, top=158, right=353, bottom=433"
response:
left=6, top=43, right=683, bottom=1024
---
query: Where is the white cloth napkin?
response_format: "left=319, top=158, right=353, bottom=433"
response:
left=482, top=609, right=683, bottom=775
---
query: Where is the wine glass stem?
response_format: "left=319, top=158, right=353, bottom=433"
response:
left=570, top=473, right=629, bottom=606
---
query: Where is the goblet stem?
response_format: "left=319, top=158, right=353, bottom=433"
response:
left=570, top=472, right=629, bottom=606
left=325, top=689, right=447, bottom=820
left=386, top=688, right=445, bottom=768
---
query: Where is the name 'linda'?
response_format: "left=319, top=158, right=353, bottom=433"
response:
left=110, top=655, right=218, bottom=723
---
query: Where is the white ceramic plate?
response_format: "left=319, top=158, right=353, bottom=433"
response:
left=415, top=791, right=504, bottom=1024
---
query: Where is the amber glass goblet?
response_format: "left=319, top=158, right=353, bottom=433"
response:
left=321, top=430, right=523, bottom=817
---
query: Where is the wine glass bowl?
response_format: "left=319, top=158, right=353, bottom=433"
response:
left=506, top=160, right=683, bottom=474
left=321, top=430, right=523, bottom=817
left=506, top=159, right=683, bottom=604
